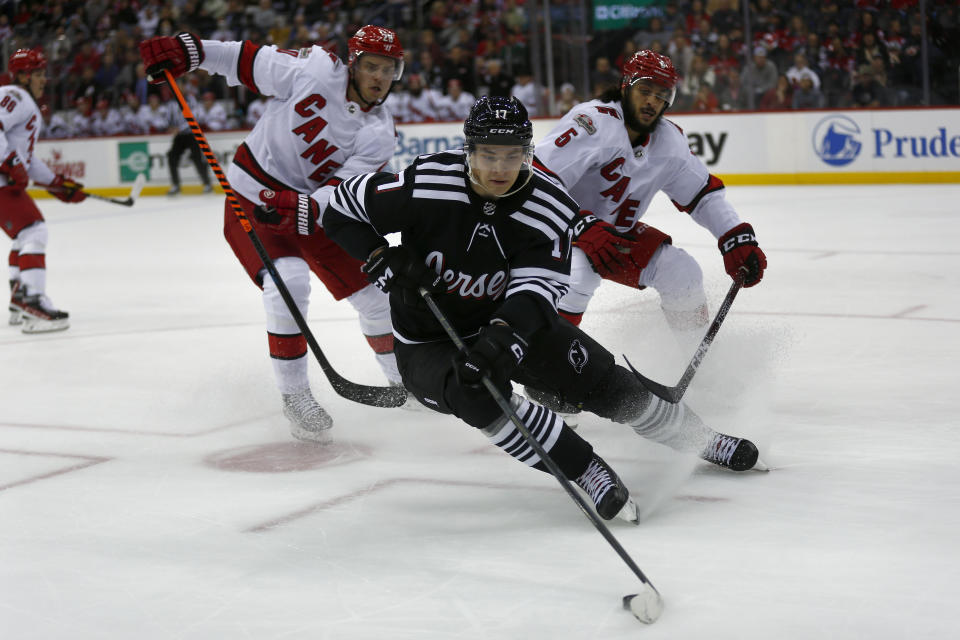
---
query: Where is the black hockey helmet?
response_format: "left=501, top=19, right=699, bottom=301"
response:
left=463, top=96, right=533, bottom=149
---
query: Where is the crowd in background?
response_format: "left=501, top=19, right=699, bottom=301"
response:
left=0, top=0, right=957, bottom=140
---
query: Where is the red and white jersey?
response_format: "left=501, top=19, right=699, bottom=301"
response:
left=535, top=99, right=740, bottom=239
left=199, top=40, right=396, bottom=214
left=137, top=103, right=174, bottom=133
left=91, top=107, right=124, bottom=136
left=70, top=111, right=94, bottom=138
left=434, top=91, right=475, bottom=121
left=0, top=84, right=55, bottom=187
left=195, top=101, right=227, bottom=131
left=404, top=89, right=440, bottom=122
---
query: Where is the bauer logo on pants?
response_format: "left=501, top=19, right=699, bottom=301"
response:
left=567, top=339, right=588, bottom=373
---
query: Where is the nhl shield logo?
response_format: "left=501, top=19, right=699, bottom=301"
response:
left=482, top=201, right=496, bottom=216
left=567, top=339, right=588, bottom=373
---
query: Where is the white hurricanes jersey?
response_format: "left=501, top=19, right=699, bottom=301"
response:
left=404, top=88, right=440, bottom=122
left=199, top=40, right=396, bottom=212
left=434, top=91, right=475, bottom=121
left=91, top=107, right=124, bottom=136
left=195, top=101, right=227, bottom=131
left=0, top=84, right=55, bottom=186
left=137, top=103, right=173, bottom=133
left=535, top=99, right=740, bottom=239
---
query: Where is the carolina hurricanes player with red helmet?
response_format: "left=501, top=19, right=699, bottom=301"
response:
left=2, top=48, right=87, bottom=334
left=535, top=50, right=767, bottom=336
left=139, top=26, right=406, bottom=444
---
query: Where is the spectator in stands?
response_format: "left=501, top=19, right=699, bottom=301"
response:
left=792, top=73, right=825, bottom=109
left=91, top=97, right=124, bottom=136
left=691, top=83, right=719, bottom=112
left=245, top=96, right=268, bottom=128
left=554, top=82, right=577, bottom=116
left=589, top=56, right=619, bottom=98
left=138, top=90, right=172, bottom=134
left=501, top=29, right=530, bottom=76
left=70, top=96, right=94, bottom=137
left=786, top=53, right=821, bottom=90
left=851, top=65, right=887, bottom=108
left=482, top=58, right=514, bottom=98
left=634, top=17, right=668, bottom=51
left=417, top=50, right=444, bottom=91
left=435, top=78, right=475, bottom=121
left=510, top=67, right=539, bottom=117
left=856, top=31, right=889, bottom=71
left=741, top=46, right=778, bottom=108
left=717, top=66, right=750, bottom=111
left=119, top=92, right=147, bottom=134
left=195, top=91, right=227, bottom=131
left=40, top=105, right=71, bottom=140
left=404, top=73, right=440, bottom=122
left=677, top=54, right=715, bottom=111
left=667, top=30, right=695, bottom=77
left=759, top=74, right=793, bottom=110
left=441, top=44, right=476, bottom=96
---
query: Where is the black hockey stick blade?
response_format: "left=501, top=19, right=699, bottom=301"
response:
left=623, top=356, right=684, bottom=403
left=624, top=274, right=745, bottom=404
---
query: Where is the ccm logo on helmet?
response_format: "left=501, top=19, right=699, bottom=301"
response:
left=488, top=128, right=517, bottom=134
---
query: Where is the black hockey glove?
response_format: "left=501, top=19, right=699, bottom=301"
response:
left=454, top=322, right=528, bottom=388
left=362, top=245, right=444, bottom=302
left=718, top=222, right=767, bottom=287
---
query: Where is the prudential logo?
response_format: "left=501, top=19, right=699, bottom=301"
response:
left=812, top=115, right=862, bottom=167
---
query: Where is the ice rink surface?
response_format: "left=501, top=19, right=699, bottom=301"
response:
left=2, top=184, right=958, bottom=639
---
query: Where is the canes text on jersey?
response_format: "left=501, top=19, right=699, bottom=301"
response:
left=292, top=94, right=342, bottom=183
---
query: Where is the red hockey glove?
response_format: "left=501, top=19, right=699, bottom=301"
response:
left=362, top=245, right=443, bottom=296
left=718, top=222, right=767, bottom=287
left=138, top=32, right=204, bottom=83
left=255, top=189, right=318, bottom=236
left=0, top=151, right=29, bottom=192
left=48, top=174, right=86, bottom=203
left=454, top=322, right=528, bottom=388
left=572, top=212, right=642, bottom=277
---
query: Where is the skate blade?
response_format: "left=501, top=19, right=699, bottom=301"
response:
left=21, top=318, right=69, bottom=333
left=753, top=458, right=771, bottom=472
left=615, top=497, right=641, bottom=525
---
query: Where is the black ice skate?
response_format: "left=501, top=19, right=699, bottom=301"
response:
left=281, top=389, right=333, bottom=444
left=8, top=280, right=24, bottom=326
left=16, top=294, right=70, bottom=333
left=576, top=454, right=639, bottom=524
left=700, top=432, right=759, bottom=471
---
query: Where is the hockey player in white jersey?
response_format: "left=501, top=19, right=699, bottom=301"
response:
left=1, top=48, right=87, bottom=333
left=535, top=50, right=767, bottom=335
left=194, top=91, right=227, bottom=131
left=140, top=26, right=407, bottom=444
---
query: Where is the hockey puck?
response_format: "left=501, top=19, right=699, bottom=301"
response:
left=622, top=584, right=663, bottom=624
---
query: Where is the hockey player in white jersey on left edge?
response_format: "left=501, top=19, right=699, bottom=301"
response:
left=2, top=48, right=87, bottom=334
left=139, top=26, right=407, bottom=444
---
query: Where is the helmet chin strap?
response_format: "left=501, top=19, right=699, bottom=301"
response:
left=465, top=153, right=534, bottom=200
left=348, top=68, right=394, bottom=108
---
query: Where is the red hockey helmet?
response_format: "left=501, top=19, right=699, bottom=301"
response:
left=348, top=26, right=404, bottom=81
left=8, top=48, right=47, bottom=75
left=621, top=50, right=679, bottom=107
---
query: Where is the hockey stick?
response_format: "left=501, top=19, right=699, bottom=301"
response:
left=40, top=172, right=146, bottom=207
left=625, top=271, right=745, bottom=404
left=420, top=288, right=663, bottom=624
left=163, top=70, right=406, bottom=408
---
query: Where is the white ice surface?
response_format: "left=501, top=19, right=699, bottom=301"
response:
left=1, top=185, right=958, bottom=639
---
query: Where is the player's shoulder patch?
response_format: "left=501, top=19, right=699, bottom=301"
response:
left=573, top=113, right=597, bottom=135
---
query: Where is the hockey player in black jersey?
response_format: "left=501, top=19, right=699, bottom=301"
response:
left=256, top=96, right=760, bottom=524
